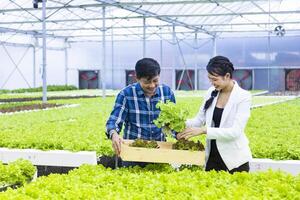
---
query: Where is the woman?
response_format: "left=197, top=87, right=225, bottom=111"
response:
left=177, top=56, right=252, bottom=173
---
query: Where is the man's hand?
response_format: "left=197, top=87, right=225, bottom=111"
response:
left=111, top=131, right=123, bottom=156
left=177, top=127, right=207, bottom=140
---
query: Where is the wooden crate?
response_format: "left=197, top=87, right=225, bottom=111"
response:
left=120, top=140, right=205, bottom=166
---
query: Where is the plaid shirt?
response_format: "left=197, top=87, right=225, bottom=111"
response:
left=106, top=82, right=176, bottom=141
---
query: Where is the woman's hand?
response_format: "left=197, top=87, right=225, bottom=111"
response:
left=177, top=127, right=207, bottom=140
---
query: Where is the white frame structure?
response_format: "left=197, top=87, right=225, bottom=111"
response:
left=1, top=0, right=300, bottom=101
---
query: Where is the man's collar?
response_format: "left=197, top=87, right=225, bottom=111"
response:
left=136, top=82, right=144, bottom=96
left=136, top=82, right=159, bottom=97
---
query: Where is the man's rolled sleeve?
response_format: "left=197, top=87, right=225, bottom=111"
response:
left=105, top=92, right=128, bottom=139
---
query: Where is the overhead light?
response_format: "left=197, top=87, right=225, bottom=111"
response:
left=274, top=25, right=286, bottom=37
left=32, top=0, right=44, bottom=9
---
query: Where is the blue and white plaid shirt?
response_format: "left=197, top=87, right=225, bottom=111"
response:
left=106, top=82, right=176, bottom=141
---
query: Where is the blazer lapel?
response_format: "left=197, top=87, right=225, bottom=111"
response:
left=219, top=81, right=238, bottom=127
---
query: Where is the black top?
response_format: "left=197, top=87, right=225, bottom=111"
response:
left=212, top=107, right=224, bottom=128
left=209, top=107, right=224, bottom=161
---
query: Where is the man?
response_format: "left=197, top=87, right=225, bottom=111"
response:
left=105, top=58, right=176, bottom=167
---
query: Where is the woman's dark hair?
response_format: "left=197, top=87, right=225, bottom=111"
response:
left=206, top=55, right=234, bottom=78
left=203, top=56, right=234, bottom=112
left=204, top=89, right=218, bottom=111
left=135, top=58, right=160, bottom=80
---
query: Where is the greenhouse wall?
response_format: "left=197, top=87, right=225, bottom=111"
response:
left=0, top=44, right=65, bottom=90
left=252, top=69, right=286, bottom=91
left=1, top=36, right=300, bottom=91
left=0, top=45, right=34, bottom=90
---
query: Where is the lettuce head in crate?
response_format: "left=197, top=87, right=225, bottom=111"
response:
left=154, top=100, right=188, bottom=137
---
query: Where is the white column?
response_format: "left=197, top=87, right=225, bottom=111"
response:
left=267, top=34, right=271, bottom=91
left=101, top=6, right=106, bottom=98
left=212, top=36, right=217, bottom=57
left=194, top=32, right=198, bottom=90
left=42, top=0, right=47, bottom=103
left=160, top=30, right=163, bottom=68
left=111, top=27, right=114, bottom=89
left=267, top=0, right=271, bottom=91
left=172, top=24, right=176, bottom=91
left=143, top=17, right=146, bottom=57
left=33, top=38, right=37, bottom=88
left=64, top=38, right=68, bottom=85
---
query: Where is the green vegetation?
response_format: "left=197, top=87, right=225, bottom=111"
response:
left=0, top=164, right=299, bottom=199
left=154, top=100, right=189, bottom=135
left=247, top=98, right=300, bottom=160
left=0, top=101, right=41, bottom=110
left=173, top=139, right=205, bottom=151
left=0, top=85, right=77, bottom=94
left=0, top=102, right=62, bottom=113
left=252, top=96, right=294, bottom=106
left=130, top=139, right=159, bottom=148
left=0, top=94, right=299, bottom=160
left=0, top=97, right=114, bottom=156
left=0, top=89, right=117, bottom=100
left=0, top=159, right=35, bottom=188
left=0, top=92, right=299, bottom=198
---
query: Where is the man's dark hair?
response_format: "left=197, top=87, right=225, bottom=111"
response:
left=206, top=55, right=234, bottom=78
left=135, top=58, right=160, bottom=80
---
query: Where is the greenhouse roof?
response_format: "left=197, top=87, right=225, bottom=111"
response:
left=0, top=0, right=300, bottom=43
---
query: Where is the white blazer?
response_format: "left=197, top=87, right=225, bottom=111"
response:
left=186, top=81, right=252, bottom=170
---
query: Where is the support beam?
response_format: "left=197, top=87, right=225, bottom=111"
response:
left=33, top=50, right=36, bottom=88
left=66, top=31, right=300, bottom=43
left=42, top=0, right=47, bottom=103
left=2, top=10, right=300, bottom=25
left=250, top=0, right=279, bottom=23
left=267, top=0, right=271, bottom=91
left=61, top=31, right=201, bottom=38
left=0, top=27, right=67, bottom=39
left=267, top=31, right=271, bottom=91
left=212, top=36, right=217, bottom=57
left=0, top=3, right=103, bottom=13
left=194, top=32, right=198, bottom=90
left=25, top=20, right=300, bottom=32
left=0, top=41, right=33, bottom=48
left=64, top=38, right=69, bottom=85
left=101, top=6, right=106, bottom=98
left=95, top=0, right=212, bottom=36
left=111, top=27, right=114, bottom=89
left=36, top=46, right=65, bottom=51
left=143, top=17, right=146, bottom=57
left=1, top=1, right=259, bottom=13
left=160, top=28, right=163, bottom=69
left=43, top=28, right=300, bottom=39
left=0, top=27, right=38, bottom=35
left=33, top=38, right=37, bottom=88
left=172, top=25, right=176, bottom=91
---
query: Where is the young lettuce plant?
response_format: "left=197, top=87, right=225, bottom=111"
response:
left=154, top=100, right=188, bottom=138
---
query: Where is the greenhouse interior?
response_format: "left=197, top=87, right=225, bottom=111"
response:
left=0, top=0, right=299, bottom=199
